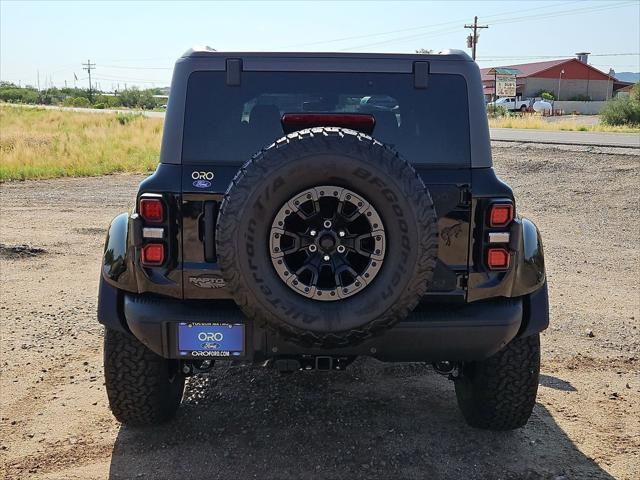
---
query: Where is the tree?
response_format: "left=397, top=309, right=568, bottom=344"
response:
left=534, top=89, right=555, bottom=101
left=415, top=48, right=434, bottom=54
left=600, top=82, right=640, bottom=126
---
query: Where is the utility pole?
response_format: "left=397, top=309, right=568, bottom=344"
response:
left=557, top=69, right=565, bottom=102
left=37, top=70, right=40, bottom=91
left=82, top=59, right=96, bottom=99
left=464, top=16, right=488, bottom=61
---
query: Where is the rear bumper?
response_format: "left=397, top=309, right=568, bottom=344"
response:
left=98, top=276, right=549, bottom=362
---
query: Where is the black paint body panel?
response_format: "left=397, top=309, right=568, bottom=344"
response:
left=100, top=164, right=545, bottom=305
left=97, top=50, right=549, bottom=362
left=466, top=168, right=546, bottom=301
left=122, top=292, right=523, bottom=362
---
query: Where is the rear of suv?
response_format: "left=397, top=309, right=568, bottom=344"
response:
left=98, top=48, right=549, bottom=430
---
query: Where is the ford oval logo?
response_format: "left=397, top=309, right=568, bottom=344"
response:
left=193, top=179, right=212, bottom=188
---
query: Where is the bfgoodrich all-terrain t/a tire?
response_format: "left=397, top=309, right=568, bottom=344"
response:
left=216, top=127, right=438, bottom=348
left=104, top=327, right=185, bottom=426
left=454, top=334, right=541, bottom=431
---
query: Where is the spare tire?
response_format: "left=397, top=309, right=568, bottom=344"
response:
left=216, top=127, right=438, bottom=347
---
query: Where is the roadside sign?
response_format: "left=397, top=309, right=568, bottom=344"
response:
left=496, top=74, right=516, bottom=97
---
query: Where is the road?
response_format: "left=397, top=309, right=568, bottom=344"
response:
left=1, top=144, right=638, bottom=479
left=9, top=104, right=640, bottom=148
left=10, top=103, right=166, bottom=119
left=490, top=127, right=640, bottom=148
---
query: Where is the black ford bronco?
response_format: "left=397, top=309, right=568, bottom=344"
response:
left=98, top=48, right=549, bottom=430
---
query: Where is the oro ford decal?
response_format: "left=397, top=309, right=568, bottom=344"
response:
left=192, top=171, right=214, bottom=189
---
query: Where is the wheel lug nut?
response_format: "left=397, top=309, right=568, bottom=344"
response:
left=337, top=245, right=346, bottom=253
left=323, top=255, right=330, bottom=261
left=323, top=220, right=332, bottom=229
left=309, top=245, right=317, bottom=252
left=338, top=230, right=345, bottom=237
left=310, top=229, right=317, bottom=236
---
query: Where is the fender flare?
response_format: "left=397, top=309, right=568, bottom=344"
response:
left=102, top=212, right=138, bottom=291
left=511, top=217, right=546, bottom=297
left=512, top=217, right=549, bottom=338
left=98, top=212, right=137, bottom=333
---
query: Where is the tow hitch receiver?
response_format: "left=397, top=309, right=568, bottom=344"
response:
left=315, top=356, right=333, bottom=370
left=274, top=356, right=354, bottom=373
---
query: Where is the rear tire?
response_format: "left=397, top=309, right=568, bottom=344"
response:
left=454, top=334, right=540, bottom=430
left=103, top=328, right=185, bottom=426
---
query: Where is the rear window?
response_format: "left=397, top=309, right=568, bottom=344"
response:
left=182, top=71, right=470, bottom=166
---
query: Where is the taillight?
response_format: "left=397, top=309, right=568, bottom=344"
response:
left=141, top=243, right=164, bottom=266
left=140, top=198, right=164, bottom=223
left=281, top=113, right=376, bottom=134
left=489, top=203, right=514, bottom=227
left=487, top=248, right=510, bottom=270
left=138, top=195, right=166, bottom=267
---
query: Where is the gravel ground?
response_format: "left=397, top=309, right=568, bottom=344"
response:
left=1, top=144, right=639, bottom=479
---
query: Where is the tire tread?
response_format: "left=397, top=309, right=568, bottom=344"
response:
left=216, top=127, right=438, bottom=347
left=103, top=328, right=184, bottom=426
left=454, top=334, right=541, bottom=430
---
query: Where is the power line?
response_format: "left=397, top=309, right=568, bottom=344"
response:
left=101, top=64, right=172, bottom=70
left=339, top=25, right=462, bottom=51
left=587, top=53, right=640, bottom=57
left=464, top=16, right=488, bottom=61
left=486, top=0, right=636, bottom=26
left=99, top=56, right=174, bottom=63
left=479, top=53, right=640, bottom=59
left=592, top=64, right=640, bottom=68
left=282, top=19, right=465, bottom=49
left=281, top=0, right=582, bottom=49
left=340, top=0, right=636, bottom=51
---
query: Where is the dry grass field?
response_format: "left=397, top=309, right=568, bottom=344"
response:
left=0, top=106, right=162, bottom=181
left=488, top=114, right=640, bottom=132
left=2, top=105, right=638, bottom=183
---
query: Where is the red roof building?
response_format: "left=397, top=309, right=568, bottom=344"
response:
left=480, top=55, right=620, bottom=101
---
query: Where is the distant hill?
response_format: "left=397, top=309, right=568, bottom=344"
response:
left=614, top=72, right=639, bottom=83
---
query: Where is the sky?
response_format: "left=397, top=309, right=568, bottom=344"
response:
left=1, top=0, right=639, bottom=90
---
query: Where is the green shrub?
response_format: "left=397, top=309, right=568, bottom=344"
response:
left=568, top=94, right=591, bottom=101
left=116, top=112, right=143, bottom=125
left=0, top=86, right=39, bottom=104
left=534, top=90, right=555, bottom=101
left=93, top=103, right=106, bottom=109
left=600, top=83, right=640, bottom=126
left=600, top=98, right=640, bottom=125
left=105, top=96, right=123, bottom=108
left=631, top=82, right=640, bottom=103
left=486, top=104, right=509, bottom=117
left=69, top=97, right=91, bottom=108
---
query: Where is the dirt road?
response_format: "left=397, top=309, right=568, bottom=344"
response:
left=1, top=144, right=638, bottom=479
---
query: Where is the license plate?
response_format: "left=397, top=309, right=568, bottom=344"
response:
left=177, top=322, right=244, bottom=357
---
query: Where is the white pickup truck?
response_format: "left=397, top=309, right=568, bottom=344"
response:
left=494, top=97, right=531, bottom=112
